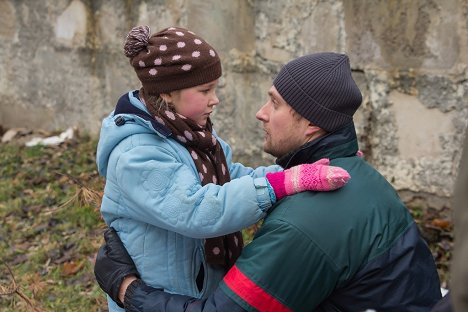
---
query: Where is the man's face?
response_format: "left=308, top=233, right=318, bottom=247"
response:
left=256, top=86, right=312, bottom=158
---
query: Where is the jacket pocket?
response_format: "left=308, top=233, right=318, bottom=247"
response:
left=192, top=246, right=207, bottom=296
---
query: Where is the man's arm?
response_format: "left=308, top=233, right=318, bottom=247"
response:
left=94, top=227, right=247, bottom=312
left=122, top=279, right=246, bottom=312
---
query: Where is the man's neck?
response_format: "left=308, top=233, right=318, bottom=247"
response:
left=276, top=123, right=358, bottom=169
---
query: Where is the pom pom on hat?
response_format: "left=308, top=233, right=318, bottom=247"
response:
left=124, top=25, right=151, bottom=58
left=124, top=26, right=222, bottom=95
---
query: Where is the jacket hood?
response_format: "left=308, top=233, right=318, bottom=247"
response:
left=96, top=91, right=171, bottom=177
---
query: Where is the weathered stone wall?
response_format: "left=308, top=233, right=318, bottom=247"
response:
left=0, top=0, right=466, bottom=208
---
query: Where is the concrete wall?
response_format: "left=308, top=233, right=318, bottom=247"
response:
left=0, top=0, right=466, bottom=208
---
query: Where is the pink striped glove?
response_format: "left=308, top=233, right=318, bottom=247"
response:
left=266, top=158, right=350, bottom=201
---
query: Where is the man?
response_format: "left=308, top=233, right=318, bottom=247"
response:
left=94, top=52, right=442, bottom=311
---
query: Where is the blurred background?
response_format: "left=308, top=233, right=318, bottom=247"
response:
left=0, top=0, right=467, bottom=311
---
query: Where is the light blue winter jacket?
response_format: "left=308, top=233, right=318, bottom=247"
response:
left=96, top=91, right=280, bottom=311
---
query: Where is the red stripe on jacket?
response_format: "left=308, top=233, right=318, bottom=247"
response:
left=223, top=265, right=292, bottom=312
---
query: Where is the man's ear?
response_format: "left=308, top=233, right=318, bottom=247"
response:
left=305, top=124, right=322, bottom=136
left=305, top=123, right=326, bottom=141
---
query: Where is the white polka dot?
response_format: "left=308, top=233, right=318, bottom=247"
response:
left=234, top=235, right=238, bottom=246
left=177, top=41, right=186, bottom=48
left=222, top=164, right=226, bottom=175
left=165, top=110, right=176, bottom=120
left=163, top=36, right=169, bottom=39
left=212, top=136, right=217, bottom=146
left=159, top=45, right=167, bottom=51
left=192, top=51, right=200, bottom=57
left=191, top=151, right=198, bottom=159
left=209, top=49, right=216, bottom=57
left=177, top=135, right=187, bottom=143
left=212, top=175, right=217, bottom=184
left=184, top=131, right=193, bottom=141
left=181, top=64, right=192, bottom=71
left=177, top=113, right=187, bottom=119
left=194, top=39, right=202, bottom=44
left=212, top=247, right=220, bottom=255
left=154, top=116, right=165, bottom=125
left=176, top=31, right=184, bottom=36
left=202, top=164, right=207, bottom=174
left=168, top=27, right=176, bottom=30
left=188, top=31, right=195, bottom=35
left=149, top=68, right=157, bottom=76
left=154, top=58, right=162, bottom=65
left=228, top=250, right=232, bottom=258
left=172, top=55, right=181, bottom=60
left=138, top=60, right=145, bottom=67
left=199, top=172, right=204, bottom=181
left=198, top=131, right=205, bottom=137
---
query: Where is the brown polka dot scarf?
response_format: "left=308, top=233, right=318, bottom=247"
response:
left=145, top=94, right=243, bottom=270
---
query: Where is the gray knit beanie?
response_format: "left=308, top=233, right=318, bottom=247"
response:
left=273, top=52, right=362, bottom=132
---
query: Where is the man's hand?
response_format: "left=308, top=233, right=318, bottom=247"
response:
left=94, top=227, right=140, bottom=307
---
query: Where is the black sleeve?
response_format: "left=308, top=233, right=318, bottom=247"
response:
left=124, top=279, right=247, bottom=312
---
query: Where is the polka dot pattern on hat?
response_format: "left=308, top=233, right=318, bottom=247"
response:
left=125, top=26, right=222, bottom=94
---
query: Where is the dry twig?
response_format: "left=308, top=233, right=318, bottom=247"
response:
left=55, top=171, right=103, bottom=209
left=0, top=261, right=44, bottom=312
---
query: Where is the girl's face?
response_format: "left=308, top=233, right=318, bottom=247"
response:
left=162, top=79, right=220, bottom=127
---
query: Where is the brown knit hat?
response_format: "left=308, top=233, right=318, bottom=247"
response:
left=124, top=26, right=222, bottom=95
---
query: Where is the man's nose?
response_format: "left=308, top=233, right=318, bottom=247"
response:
left=256, top=103, right=267, bottom=121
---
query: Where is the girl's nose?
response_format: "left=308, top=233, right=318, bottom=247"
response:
left=210, top=93, right=219, bottom=106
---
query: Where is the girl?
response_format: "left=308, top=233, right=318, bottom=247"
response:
left=96, top=26, right=349, bottom=311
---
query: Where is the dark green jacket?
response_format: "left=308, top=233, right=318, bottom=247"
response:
left=220, top=123, right=441, bottom=311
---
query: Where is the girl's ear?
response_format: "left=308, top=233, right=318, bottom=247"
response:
left=160, top=93, right=172, bottom=103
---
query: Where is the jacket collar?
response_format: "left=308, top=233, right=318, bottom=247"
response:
left=114, top=91, right=171, bottom=137
left=276, top=123, right=359, bottom=169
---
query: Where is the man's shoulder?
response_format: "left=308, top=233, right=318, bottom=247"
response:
left=262, top=162, right=415, bottom=259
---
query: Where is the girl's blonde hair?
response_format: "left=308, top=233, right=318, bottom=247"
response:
left=144, top=92, right=175, bottom=113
